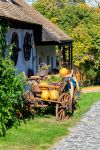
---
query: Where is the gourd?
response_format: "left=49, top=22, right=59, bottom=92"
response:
left=59, top=68, right=70, bottom=76
left=39, top=81, right=48, bottom=86
left=41, top=90, right=50, bottom=99
left=39, top=81, right=49, bottom=90
left=50, top=90, right=59, bottom=100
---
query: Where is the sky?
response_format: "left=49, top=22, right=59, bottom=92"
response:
left=26, top=0, right=99, bottom=7
left=86, top=0, right=100, bottom=7
left=26, top=0, right=36, bottom=4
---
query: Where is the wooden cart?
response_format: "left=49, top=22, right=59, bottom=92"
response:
left=24, top=77, right=78, bottom=120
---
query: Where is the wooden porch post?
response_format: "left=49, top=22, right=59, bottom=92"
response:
left=62, top=46, right=66, bottom=63
left=70, top=43, right=73, bottom=69
left=58, top=45, right=62, bottom=68
left=68, top=45, right=71, bottom=69
left=68, top=43, right=73, bottom=69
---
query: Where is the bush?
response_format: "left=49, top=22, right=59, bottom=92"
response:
left=0, top=22, right=25, bottom=136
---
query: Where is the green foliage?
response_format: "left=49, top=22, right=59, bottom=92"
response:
left=33, top=1, right=100, bottom=84
left=69, top=0, right=85, bottom=3
left=0, top=22, right=25, bottom=136
left=71, top=23, right=92, bottom=66
left=46, top=75, right=63, bottom=83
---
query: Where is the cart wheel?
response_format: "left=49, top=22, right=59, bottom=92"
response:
left=60, top=92, right=73, bottom=112
left=57, top=107, right=66, bottom=120
left=73, top=87, right=80, bottom=110
left=56, top=93, right=69, bottom=120
left=64, top=93, right=72, bottom=112
left=56, top=92, right=73, bottom=120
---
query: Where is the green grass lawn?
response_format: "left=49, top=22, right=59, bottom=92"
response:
left=0, top=92, right=100, bottom=150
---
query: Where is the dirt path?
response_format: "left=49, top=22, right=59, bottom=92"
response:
left=81, top=86, right=100, bottom=93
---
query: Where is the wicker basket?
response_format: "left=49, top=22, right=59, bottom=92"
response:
left=38, top=63, right=48, bottom=77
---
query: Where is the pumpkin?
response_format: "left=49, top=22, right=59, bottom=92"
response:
left=50, top=90, right=59, bottom=100
left=41, top=90, right=50, bottom=99
left=59, top=68, right=70, bottom=76
left=39, top=81, right=48, bottom=86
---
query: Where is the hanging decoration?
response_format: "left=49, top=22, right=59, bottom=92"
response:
left=11, top=32, right=19, bottom=65
left=23, top=32, right=32, bottom=61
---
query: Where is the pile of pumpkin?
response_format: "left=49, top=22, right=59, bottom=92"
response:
left=59, top=68, right=70, bottom=76
left=39, top=67, right=70, bottom=100
left=39, top=81, right=59, bottom=100
left=41, top=89, right=59, bottom=100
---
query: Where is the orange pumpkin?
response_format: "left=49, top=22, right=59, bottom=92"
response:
left=41, top=90, right=50, bottom=99
left=59, top=68, right=70, bottom=76
left=50, top=90, right=59, bottom=100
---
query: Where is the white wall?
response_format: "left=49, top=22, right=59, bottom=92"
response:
left=6, top=28, right=57, bottom=75
left=36, top=45, right=56, bottom=71
left=6, top=28, right=37, bottom=75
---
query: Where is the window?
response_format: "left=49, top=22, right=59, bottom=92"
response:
left=11, top=32, right=19, bottom=65
left=23, top=32, right=32, bottom=61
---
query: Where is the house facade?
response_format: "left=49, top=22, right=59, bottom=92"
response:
left=6, top=28, right=36, bottom=73
left=0, top=0, right=73, bottom=75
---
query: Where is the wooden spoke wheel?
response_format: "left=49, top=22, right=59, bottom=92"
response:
left=11, top=32, right=19, bottom=65
left=57, top=108, right=66, bottom=120
left=56, top=92, right=72, bottom=120
left=73, top=87, right=79, bottom=110
left=23, top=32, right=32, bottom=61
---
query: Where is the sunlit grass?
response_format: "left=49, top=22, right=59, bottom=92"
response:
left=0, top=92, right=100, bottom=150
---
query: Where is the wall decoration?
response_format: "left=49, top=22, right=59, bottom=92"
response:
left=11, top=32, right=19, bottom=65
left=23, top=32, right=32, bottom=61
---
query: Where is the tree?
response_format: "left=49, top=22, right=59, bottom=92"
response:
left=33, top=1, right=100, bottom=84
left=68, top=0, right=85, bottom=4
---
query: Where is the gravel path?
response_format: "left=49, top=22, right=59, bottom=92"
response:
left=50, top=101, right=100, bottom=150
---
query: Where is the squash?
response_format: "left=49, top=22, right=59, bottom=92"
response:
left=59, top=68, right=70, bottom=76
left=41, top=90, right=50, bottom=99
left=50, top=90, right=59, bottom=100
left=39, top=81, right=48, bottom=86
